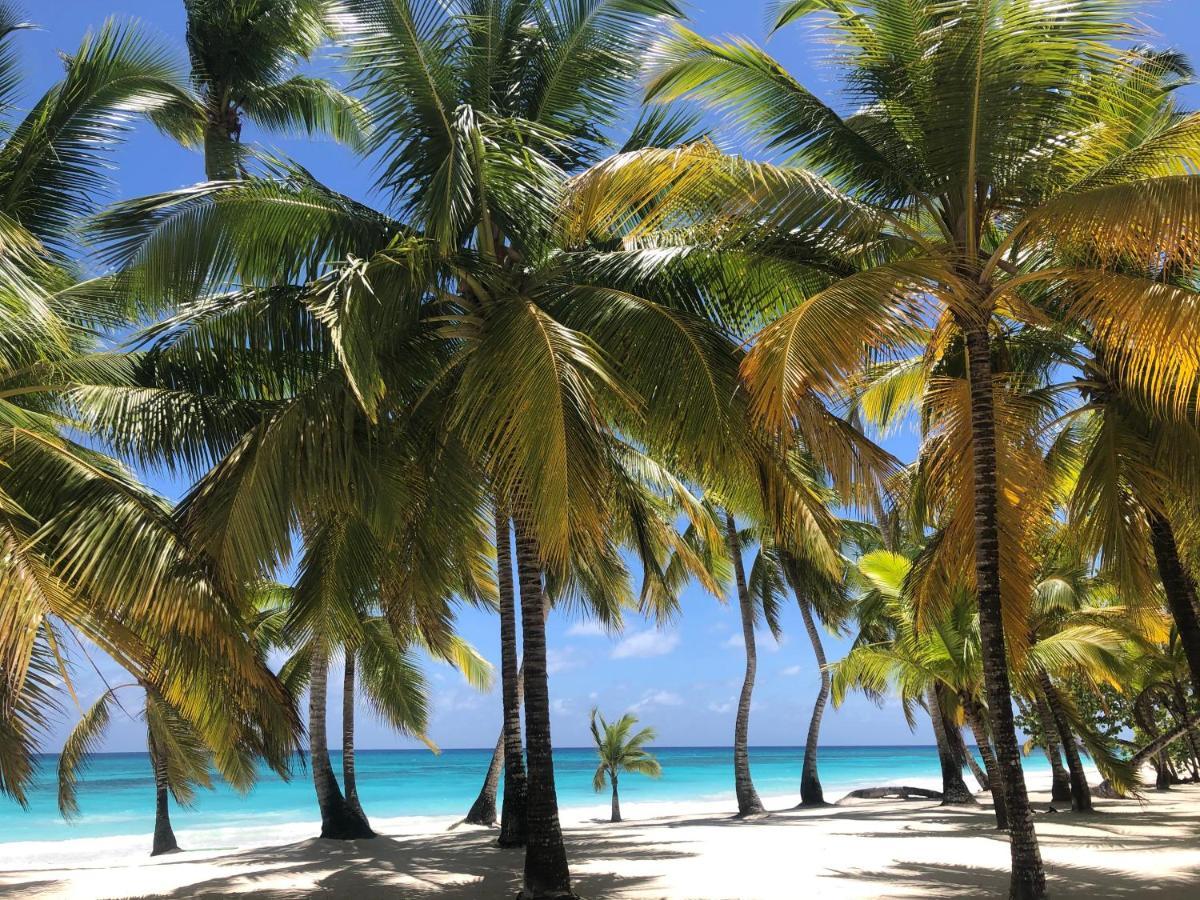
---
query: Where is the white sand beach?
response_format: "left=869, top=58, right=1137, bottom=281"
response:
left=3, top=775, right=1198, bottom=899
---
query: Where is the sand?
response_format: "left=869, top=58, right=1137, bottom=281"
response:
left=2, top=775, right=1199, bottom=898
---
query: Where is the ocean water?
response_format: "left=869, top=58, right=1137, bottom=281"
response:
left=4, top=746, right=1051, bottom=845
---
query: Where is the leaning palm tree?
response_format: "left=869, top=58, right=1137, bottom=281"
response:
left=629, top=4, right=1200, bottom=893
left=589, top=708, right=661, bottom=823
left=171, top=0, right=365, bottom=178
left=56, top=639, right=291, bottom=857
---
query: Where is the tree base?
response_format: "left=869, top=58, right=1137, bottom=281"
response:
left=515, top=891, right=579, bottom=900
left=793, top=799, right=830, bottom=809
left=150, top=844, right=181, bottom=857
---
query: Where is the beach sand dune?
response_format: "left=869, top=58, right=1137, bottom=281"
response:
left=2, top=782, right=1198, bottom=898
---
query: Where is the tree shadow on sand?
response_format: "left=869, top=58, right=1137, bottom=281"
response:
left=123, top=826, right=693, bottom=899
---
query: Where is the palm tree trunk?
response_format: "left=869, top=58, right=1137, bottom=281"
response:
left=926, top=685, right=976, bottom=804
left=610, top=773, right=621, bottom=823
left=956, top=726, right=990, bottom=793
left=1169, top=680, right=1200, bottom=780
left=310, top=642, right=374, bottom=839
left=1031, top=690, right=1072, bottom=803
left=513, top=519, right=573, bottom=899
left=496, top=506, right=529, bottom=848
left=964, top=697, right=1008, bottom=830
left=1038, top=674, right=1092, bottom=813
left=147, top=716, right=179, bottom=857
left=465, top=730, right=505, bottom=826
left=725, top=511, right=765, bottom=817
left=794, top=590, right=828, bottom=806
left=1148, top=513, right=1200, bottom=703
left=964, top=325, right=1045, bottom=898
left=342, top=652, right=365, bottom=820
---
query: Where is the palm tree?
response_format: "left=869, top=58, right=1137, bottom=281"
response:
left=172, top=0, right=365, bottom=178
left=251, top=515, right=494, bottom=840
left=834, top=550, right=979, bottom=808
left=777, top=546, right=853, bottom=807
left=0, top=12, right=304, bottom=802
left=57, top=659, right=289, bottom=857
left=589, top=708, right=661, bottom=823
left=637, top=5, right=1200, bottom=893
left=724, top=510, right=766, bottom=816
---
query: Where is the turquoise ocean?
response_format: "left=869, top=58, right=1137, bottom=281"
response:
left=4, top=746, right=1051, bottom=845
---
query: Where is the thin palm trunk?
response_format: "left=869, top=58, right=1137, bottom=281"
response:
left=957, top=726, right=990, bottom=793
left=496, top=506, right=529, bottom=848
left=1031, top=690, right=1072, bottom=803
left=610, top=772, right=621, bottom=823
left=1170, top=681, right=1200, bottom=780
left=1148, top=513, right=1200, bottom=703
left=310, top=642, right=374, bottom=840
left=964, top=697, right=1008, bottom=830
left=964, top=325, right=1045, bottom=898
left=795, top=592, right=828, bottom=806
left=926, top=685, right=975, bottom=805
left=513, top=518, right=573, bottom=898
left=342, top=652, right=365, bottom=820
left=147, top=713, right=179, bottom=857
left=1038, top=674, right=1092, bottom=813
left=725, top=511, right=765, bottom=817
left=466, top=730, right=505, bottom=826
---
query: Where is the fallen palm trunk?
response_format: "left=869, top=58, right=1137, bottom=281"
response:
left=836, top=786, right=944, bottom=804
left=1094, top=721, right=1196, bottom=798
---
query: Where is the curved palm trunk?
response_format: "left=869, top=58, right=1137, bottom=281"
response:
left=496, top=507, right=529, bottom=848
left=1148, top=513, right=1200, bottom=703
left=1032, top=689, right=1073, bottom=803
left=465, top=730, right=505, bottom=826
left=956, top=726, right=990, bottom=793
left=965, top=326, right=1045, bottom=898
left=964, top=697, right=1008, bottom=830
left=1169, top=681, right=1200, bottom=780
left=795, top=590, right=828, bottom=806
left=342, top=652, right=365, bottom=820
left=147, top=716, right=179, bottom=857
left=1038, top=674, right=1092, bottom=813
left=610, top=773, right=621, bottom=823
left=310, top=643, right=374, bottom=840
left=725, top=511, right=765, bottom=817
left=513, top=519, right=573, bottom=898
left=927, top=686, right=976, bottom=805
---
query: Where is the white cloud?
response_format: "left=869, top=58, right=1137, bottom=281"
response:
left=611, top=628, right=680, bottom=659
left=631, top=689, right=684, bottom=711
left=551, top=697, right=572, bottom=715
left=707, top=700, right=733, bottom=714
left=567, top=620, right=608, bottom=637
left=723, top=630, right=785, bottom=653
left=781, top=665, right=802, bottom=676
left=547, top=646, right=582, bottom=675
left=588, top=691, right=599, bottom=701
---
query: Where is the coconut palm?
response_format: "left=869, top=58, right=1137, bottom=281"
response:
left=589, top=708, right=661, bottom=823
left=56, top=650, right=290, bottom=857
left=169, top=0, right=365, bottom=178
left=632, top=5, right=1200, bottom=893
left=0, top=12, right=305, bottom=802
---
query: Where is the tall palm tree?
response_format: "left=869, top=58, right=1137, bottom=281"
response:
left=171, top=0, right=365, bottom=178
left=637, top=5, right=1200, bottom=894
left=251, top=511, right=494, bottom=839
left=589, top=708, right=661, bottom=823
left=0, top=12, right=304, bottom=802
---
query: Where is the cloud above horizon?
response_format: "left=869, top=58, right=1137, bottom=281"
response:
left=611, top=628, right=680, bottom=659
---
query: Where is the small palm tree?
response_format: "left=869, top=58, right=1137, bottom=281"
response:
left=589, top=709, right=661, bottom=823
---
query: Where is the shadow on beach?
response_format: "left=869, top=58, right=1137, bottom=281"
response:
left=2, top=787, right=1198, bottom=898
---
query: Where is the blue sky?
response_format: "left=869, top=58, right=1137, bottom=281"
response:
left=30, top=1, right=1200, bottom=753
